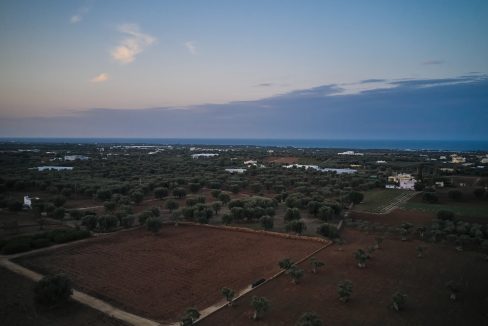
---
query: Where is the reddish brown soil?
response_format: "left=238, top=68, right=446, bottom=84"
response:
left=0, top=266, right=127, bottom=326
left=200, top=229, right=488, bottom=326
left=350, top=209, right=434, bottom=226
left=16, top=225, right=323, bottom=323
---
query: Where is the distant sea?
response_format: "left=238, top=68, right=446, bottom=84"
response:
left=2, top=138, right=488, bottom=151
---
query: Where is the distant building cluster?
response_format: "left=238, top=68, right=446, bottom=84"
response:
left=337, top=151, right=364, bottom=156
left=64, top=155, right=89, bottom=161
left=191, top=153, right=219, bottom=159
left=33, top=166, right=74, bottom=172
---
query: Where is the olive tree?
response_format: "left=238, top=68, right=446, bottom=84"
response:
left=250, top=296, right=269, bottom=320
left=286, top=266, right=304, bottom=284
left=337, top=280, right=353, bottom=303
left=296, top=312, right=323, bottom=326
left=310, top=257, right=325, bottom=274
left=390, top=292, right=407, bottom=311
left=34, top=274, right=73, bottom=307
left=221, top=287, right=235, bottom=306
left=146, top=217, right=163, bottom=234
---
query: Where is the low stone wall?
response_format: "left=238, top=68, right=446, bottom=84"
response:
left=176, top=221, right=330, bottom=244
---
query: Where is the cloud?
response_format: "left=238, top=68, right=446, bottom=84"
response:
left=111, top=24, right=156, bottom=64
left=422, top=60, right=444, bottom=65
left=2, top=75, right=487, bottom=142
left=184, top=41, right=197, bottom=55
left=70, top=4, right=91, bottom=24
left=360, top=79, right=386, bottom=84
left=256, top=83, right=273, bottom=87
left=90, top=73, right=109, bottom=83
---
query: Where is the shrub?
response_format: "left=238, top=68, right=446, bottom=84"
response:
left=221, top=287, right=235, bottom=306
left=337, top=280, right=353, bottom=302
left=286, top=220, right=306, bottom=234
left=284, top=208, right=301, bottom=221
left=390, top=292, right=407, bottom=311
left=348, top=191, right=364, bottom=204
left=154, top=187, right=169, bottom=199
left=279, top=258, right=293, bottom=270
left=316, top=223, right=339, bottom=239
left=165, top=199, right=179, bottom=212
left=448, top=190, right=463, bottom=201
left=97, top=215, right=118, bottom=232
left=34, top=274, right=73, bottom=307
left=473, top=188, right=486, bottom=199
left=286, top=266, right=304, bottom=284
left=222, top=213, right=233, bottom=225
left=138, top=211, right=152, bottom=225
left=121, top=215, right=135, bottom=228
left=52, top=195, right=67, bottom=207
left=81, top=215, right=98, bottom=231
left=52, top=207, right=66, bottom=220
left=437, top=210, right=455, bottom=221
left=259, top=215, right=274, bottom=230
left=31, top=238, right=52, bottom=249
left=8, top=200, right=23, bottom=212
left=422, top=192, right=438, bottom=203
left=296, top=312, right=323, bottom=326
left=250, top=296, right=269, bottom=320
left=48, top=230, right=90, bottom=244
left=180, top=307, right=200, bottom=326
left=69, top=210, right=83, bottom=220
left=130, top=191, right=144, bottom=204
left=146, top=217, right=163, bottom=234
left=1, top=237, right=31, bottom=254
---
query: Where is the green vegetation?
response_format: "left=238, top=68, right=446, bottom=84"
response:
left=251, top=296, right=270, bottom=320
left=34, top=274, right=73, bottom=307
left=337, top=280, right=353, bottom=303
left=295, top=312, right=323, bottom=326
left=1, top=229, right=90, bottom=254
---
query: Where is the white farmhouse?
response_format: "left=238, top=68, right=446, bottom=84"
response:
left=191, top=153, right=219, bottom=159
left=386, top=173, right=417, bottom=190
left=225, top=168, right=246, bottom=174
left=450, top=154, right=466, bottom=164
left=64, top=155, right=89, bottom=161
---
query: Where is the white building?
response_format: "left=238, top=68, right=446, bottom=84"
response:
left=376, top=160, right=387, bottom=164
left=23, top=196, right=32, bottom=208
left=337, top=150, right=364, bottom=156
left=225, top=168, right=246, bottom=174
left=191, top=153, right=219, bottom=159
left=244, top=160, right=258, bottom=166
left=451, top=154, right=466, bottom=164
left=64, top=155, right=89, bottom=161
left=386, top=173, right=417, bottom=190
left=34, top=166, right=74, bottom=172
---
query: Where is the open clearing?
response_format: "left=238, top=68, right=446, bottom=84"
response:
left=353, top=189, right=416, bottom=214
left=201, top=229, right=488, bottom=326
left=15, top=225, right=323, bottom=324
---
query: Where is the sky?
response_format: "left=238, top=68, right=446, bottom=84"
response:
left=0, top=0, right=487, bottom=139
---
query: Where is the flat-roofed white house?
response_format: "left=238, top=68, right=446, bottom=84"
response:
left=386, top=173, right=417, bottom=190
left=451, top=154, right=466, bottom=164
left=191, top=153, right=219, bottom=159
left=225, top=168, right=246, bottom=174
left=64, top=155, right=89, bottom=161
left=34, top=166, right=74, bottom=172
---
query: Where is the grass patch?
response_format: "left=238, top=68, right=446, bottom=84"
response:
left=401, top=201, right=488, bottom=218
left=354, top=189, right=410, bottom=213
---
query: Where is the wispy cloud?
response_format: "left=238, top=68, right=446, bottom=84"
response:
left=90, top=73, right=109, bottom=83
left=184, top=41, right=197, bottom=55
left=70, top=4, right=91, bottom=24
left=256, top=83, right=273, bottom=87
left=422, top=60, right=444, bottom=65
left=111, top=24, right=156, bottom=64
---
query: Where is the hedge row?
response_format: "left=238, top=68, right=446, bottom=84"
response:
left=0, top=229, right=91, bottom=255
